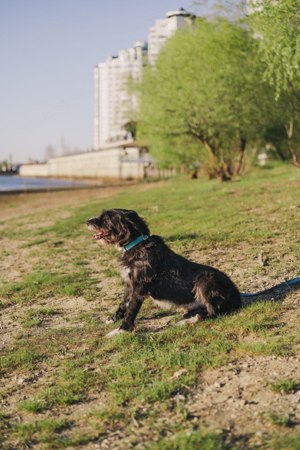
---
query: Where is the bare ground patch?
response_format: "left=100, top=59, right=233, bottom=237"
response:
left=188, top=355, right=300, bottom=443
left=0, top=185, right=130, bottom=221
left=0, top=239, right=42, bottom=283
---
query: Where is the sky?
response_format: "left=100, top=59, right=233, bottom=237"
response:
left=0, top=0, right=205, bottom=163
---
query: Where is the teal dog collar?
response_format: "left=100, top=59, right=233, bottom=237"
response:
left=122, top=235, right=149, bottom=253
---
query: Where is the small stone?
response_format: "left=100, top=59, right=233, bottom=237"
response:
left=170, top=368, right=188, bottom=380
left=173, top=393, right=185, bottom=402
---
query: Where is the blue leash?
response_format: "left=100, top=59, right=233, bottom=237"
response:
left=241, top=276, right=300, bottom=298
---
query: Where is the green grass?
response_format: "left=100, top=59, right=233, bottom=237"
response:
left=0, top=267, right=98, bottom=309
left=103, top=267, right=120, bottom=278
left=265, top=434, right=300, bottom=450
left=1, top=164, right=300, bottom=448
left=270, top=379, right=300, bottom=394
left=20, top=307, right=61, bottom=328
left=267, top=413, right=294, bottom=427
left=22, top=238, right=48, bottom=247
left=14, top=418, right=70, bottom=437
left=147, top=430, right=227, bottom=450
left=13, top=418, right=72, bottom=447
left=0, top=347, right=45, bottom=370
left=105, top=327, right=233, bottom=405
left=18, top=361, right=99, bottom=413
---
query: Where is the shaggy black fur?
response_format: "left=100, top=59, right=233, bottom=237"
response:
left=87, top=209, right=241, bottom=331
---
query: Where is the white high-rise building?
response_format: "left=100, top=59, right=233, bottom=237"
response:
left=94, top=41, right=147, bottom=150
left=148, top=8, right=193, bottom=64
left=94, top=9, right=193, bottom=149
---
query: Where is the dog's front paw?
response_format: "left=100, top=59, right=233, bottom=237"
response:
left=105, top=310, right=125, bottom=324
left=176, top=314, right=202, bottom=327
left=105, top=328, right=127, bottom=338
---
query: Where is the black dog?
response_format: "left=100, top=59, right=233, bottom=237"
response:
left=87, top=209, right=241, bottom=336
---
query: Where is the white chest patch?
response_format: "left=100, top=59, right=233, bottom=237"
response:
left=151, top=298, right=177, bottom=310
left=151, top=298, right=199, bottom=312
left=120, top=266, right=130, bottom=282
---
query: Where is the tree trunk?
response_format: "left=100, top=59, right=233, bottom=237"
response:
left=236, top=137, right=247, bottom=175
left=286, top=117, right=300, bottom=169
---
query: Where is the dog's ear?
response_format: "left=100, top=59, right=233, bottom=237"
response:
left=125, top=211, right=150, bottom=236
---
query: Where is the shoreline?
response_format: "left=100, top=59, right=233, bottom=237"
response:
left=0, top=176, right=138, bottom=196
left=0, top=181, right=137, bottom=196
left=0, top=185, right=95, bottom=195
left=0, top=172, right=140, bottom=193
left=0, top=179, right=162, bottom=221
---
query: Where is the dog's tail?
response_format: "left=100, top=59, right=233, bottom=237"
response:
left=241, top=276, right=300, bottom=298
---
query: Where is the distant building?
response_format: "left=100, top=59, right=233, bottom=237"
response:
left=19, top=9, right=194, bottom=180
left=94, top=42, right=147, bottom=150
left=94, top=9, right=193, bottom=150
left=148, top=8, right=193, bottom=64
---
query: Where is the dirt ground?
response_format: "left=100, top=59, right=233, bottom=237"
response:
left=0, top=183, right=135, bottom=220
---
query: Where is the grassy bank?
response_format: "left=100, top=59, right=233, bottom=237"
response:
left=0, top=164, right=300, bottom=449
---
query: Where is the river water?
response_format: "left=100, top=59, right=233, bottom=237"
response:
left=0, top=175, right=87, bottom=192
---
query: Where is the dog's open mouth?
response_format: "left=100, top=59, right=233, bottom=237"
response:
left=86, top=223, right=107, bottom=241
left=93, top=230, right=107, bottom=241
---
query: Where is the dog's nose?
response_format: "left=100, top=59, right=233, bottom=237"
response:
left=85, top=219, right=95, bottom=228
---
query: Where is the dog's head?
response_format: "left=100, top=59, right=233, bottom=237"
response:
left=86, top=209, right=150, bottom=247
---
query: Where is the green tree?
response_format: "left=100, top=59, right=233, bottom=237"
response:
left=137, top=18, right=276, bottom=180
left=124, top=120, right=137, bottom=139
left=250, top=0, right=300, bottom=168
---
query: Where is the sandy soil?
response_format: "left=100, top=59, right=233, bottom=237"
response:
left=0, top=183, right=136, bottom=220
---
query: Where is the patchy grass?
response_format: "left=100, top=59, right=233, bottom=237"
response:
left=20, top=307, right=61, bottom=328
left=22, top=237, right=48, bottom=247
left=147, top=429, right=226, bottom=450
left=267, top=413, right=294, bottom=427
left=0, top=347, right=45, bottom=371
left=0, top=267, right=98, bottom=309
left=18, top=362, right=98, bottom=412
left=270, top=379, right=300, bottom=394
left=0, top=164, right=300, bottom=448
left=265, top=433, right=300, bottom=450
left=13, top=417, right=70, bottom=441
left=10, top=417, right=95, bottom=448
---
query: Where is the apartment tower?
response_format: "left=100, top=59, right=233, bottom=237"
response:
left=94, top=9, right=192, bottom=150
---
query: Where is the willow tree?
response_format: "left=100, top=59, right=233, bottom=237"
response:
left=138, top=18, right=277, bottom=180
left=250, top=0, right=300, bottom=168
